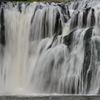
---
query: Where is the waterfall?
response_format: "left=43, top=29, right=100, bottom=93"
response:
left=0, top=0, right=100, bottom=95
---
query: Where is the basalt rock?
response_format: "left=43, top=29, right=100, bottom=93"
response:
left=54, top=10, right=62, bottom=35
left=0, top=8, right=5, bottom=46
left=83, top=7, right=91, bottom=27
left=63, top=29, right=76, bottom=47
left=70, top=11, right=79, bottom=30
left=82, top=28, right=93, bottom=93
left=91, top=8, right=95, bottom=27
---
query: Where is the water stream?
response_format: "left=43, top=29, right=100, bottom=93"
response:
left=0, top=0, right=100, bottom=95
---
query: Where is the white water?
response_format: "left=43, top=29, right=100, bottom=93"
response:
left=0, top=0, right=100, bottom=95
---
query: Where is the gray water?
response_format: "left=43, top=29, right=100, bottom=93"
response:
left=0, top=0, right=100, bottom=95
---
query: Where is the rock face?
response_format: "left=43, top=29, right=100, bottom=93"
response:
left=0, top=8, right=5, bottom=46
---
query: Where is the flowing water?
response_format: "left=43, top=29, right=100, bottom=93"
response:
left=0, top=0, right=100, bottom=95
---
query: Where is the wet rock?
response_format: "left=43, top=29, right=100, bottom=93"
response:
left=31, top=5, right=43, bottom=24
left=91, top=8, right=95, bottom=27
left=58, top=3, right=69, bottom=22
left=82, top=28, right=93, bottom=92
left=83, top=7, right=91, bottom=27
left=54, top=10, right=62, bottom=35
left=26, top=3, right=30, bottom=8
left=0, top=8, right=5, bottom=46
left=63, top=29, right=76, bottom=48
left=73, top=2, right=79, bottom=10
left=70, top=10, right=79, bottom=30
left=84, top=27, right=93, bottom=40
left=41, top=11, right=48, bottom=38
left=18, top=2, right=22, bottom=13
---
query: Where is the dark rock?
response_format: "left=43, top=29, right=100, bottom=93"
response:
left=94, top=39, right=100, bottom=62
left=54, top=10, right=62, bottom=35
left=91, top=8, right=95, bottom=27
left=70, top=10, right=79, bottom=30
left=26, top=3, right=30, bottom=8
left=31, top=5, right=43, bottom=24
left=18, top=2, right=22, bottom=13
left=82, top=27, right=93, bottom=93
left=84, top=3, right=88, bottom=8
left=63, top=29, right=76, bottom=48
left=58, top=3, right=69, bottom=23
left=41, top=11, right=48, bottom=38
left=84, top=27, right=93, bottom=40
left=47, top=35, right=57, bottom=49
left=73, top=2, right=79, bottom=10
left=83, top=7, right=91, bottom=27
left=0, top=8, right=5, bottom=46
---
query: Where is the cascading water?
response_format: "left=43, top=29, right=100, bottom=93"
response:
left=0, top=0, right=100, bottom=95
